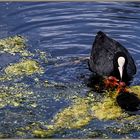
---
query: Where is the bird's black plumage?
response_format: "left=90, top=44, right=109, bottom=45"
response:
left=88, top=31, right=136, bottom=83
left=116, top=92, right=140, bottom=111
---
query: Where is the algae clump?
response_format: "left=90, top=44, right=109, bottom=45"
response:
left=33, top=129, right=55, bottom=138
left=91, top=85, right=140, bottom=120
left=32, top=97, right=93, bottom=138
left=26, top=88, right=140, bottom=138
left=31, top=93, right=126, bottom=138
left=0, top=83, right=35, bottom=108
left=129, top=86, right=140, bottom=98
left=0, top=35, right=32, bottom=56
left=4, top=59, right=44, bottom=76
left=53, top=97, right=92, bottom=129
left=91, top=96, right=126, bottom=120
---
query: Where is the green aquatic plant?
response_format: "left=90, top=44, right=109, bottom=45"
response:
left=4, top=59, right=44, bottom=76
left=91, top=85, right=140, bottom=120
left=33, top=86, right=140, bottom=137
left=0, top=83, right=36, bottom=108
left=87, top=130, right=109, bottom=138
left=52, top=97, right=92, bottom=129
left=0, top=36, right=47, bottom=81
left=32, top=97, right=92, bottom=138
left=107, top=120, right=140, bottom=135
left=0, top=35, right=33, bottom=56
left=129, top=85, right=140, bottom=98
left=35, top=49, right=48, bottom=63
left=33, top=128, right=56, bottom=138
left=91, top=96, right=126, bottom=120
left=31, top=93, right=123, bottom=137
left=18, top=86, right=140, bottom=138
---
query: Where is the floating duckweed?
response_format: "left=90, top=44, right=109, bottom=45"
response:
left=16, top=131, right=26, bottom=137
left=11, top=101, right=20, bottom=107
left=0, top=75, right=12, bottom=81
left=20, top=87, right=140, bottom=138
left=0, top=36, right=32, bottom=56
left=91, top=96, right=126, bottom=120
left=31, top=93, right=130, bottom=138
left=120, top=115, right=140, bottom=122
left=4, top=59, right=44, bottom=76
left=34, top=49, right=48, bottom=64
left=107, top=122, right=140, bottom=135
left=32, top=97, right=93, bottom=138
left=129, top=86, right=140, bottom=98
left=0, top=83, right=35, bottom=108
left=0, top=133, right=8, bottom=138
left=20, top=50, right=34, bottom=57
left=30, top=103, right=37, bottom=108
left=87, top=130, right=109, bottom=138
left=53, top=97, right=92, bottom=129
left=33, top=129, right=55, bottom=138
left=39, top=51, right=48, bottom=63
left=17, top=122, right=50, bottom=138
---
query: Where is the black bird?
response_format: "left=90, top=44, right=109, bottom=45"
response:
left=116, top=91, right=140, bottom=111
left=88, top=31, right=137, bottom=84
left=88, top=31, right=140, bottom=112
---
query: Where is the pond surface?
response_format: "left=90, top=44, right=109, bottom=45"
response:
left=0, top=1, right=140, bottom=138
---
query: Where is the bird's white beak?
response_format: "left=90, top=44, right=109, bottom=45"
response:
left=118, top=57, right=125, bottom=80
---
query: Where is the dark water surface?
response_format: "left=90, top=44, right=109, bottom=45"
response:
left=0, top=2, right=140, bottom=138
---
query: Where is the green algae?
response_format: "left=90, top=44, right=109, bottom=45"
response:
left=16, top=131, right=26, bottom=138
left=0, top=35, right=33, bottom=56
left=90, top=85, right=140, bottom=120
left=53, top=97, right=92, bottom=129
left=4, top=59, right=44, bottom=77
left=33, top=129, right=55, bottom=138
left=16, top=122, right=49, bottom=138
left=91, top=96, right=126, bottom=120
left=1, top=86, right=139, bottom=139
left=32, top=86, right=140, bottom=138
left=0, top=83, right=36, bottom=108
left=107, top=122, right=140, bottom=135
left=32, top=97, right=93, bottom=138
left=17, top=86, right=140, bottom=138
left=31, top=94, right=123, bottom=137
left=0, top=133, right=8, bottom=139
left=88, top=90, right=126, bottom=120
left=87, top=130, right=109, bottom=138
left=35, top=49, right=48, bottom=63
left=0, top=36, right=49, bottom=82
left=129, top=85, right=140, bottom=98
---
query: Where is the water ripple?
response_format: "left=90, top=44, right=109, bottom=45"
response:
left=4, top=2, right=140, bottom=61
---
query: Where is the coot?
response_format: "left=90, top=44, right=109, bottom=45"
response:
left=88, top=31, right=136, bottom=84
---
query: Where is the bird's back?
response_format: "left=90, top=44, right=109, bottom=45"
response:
left=89, top=31, right=136, bottom=78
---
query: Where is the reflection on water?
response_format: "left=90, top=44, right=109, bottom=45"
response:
left=0, top=2, right=140, bottom=138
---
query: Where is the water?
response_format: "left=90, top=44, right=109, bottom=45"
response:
left=0, top=2, right=140, bottom=138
